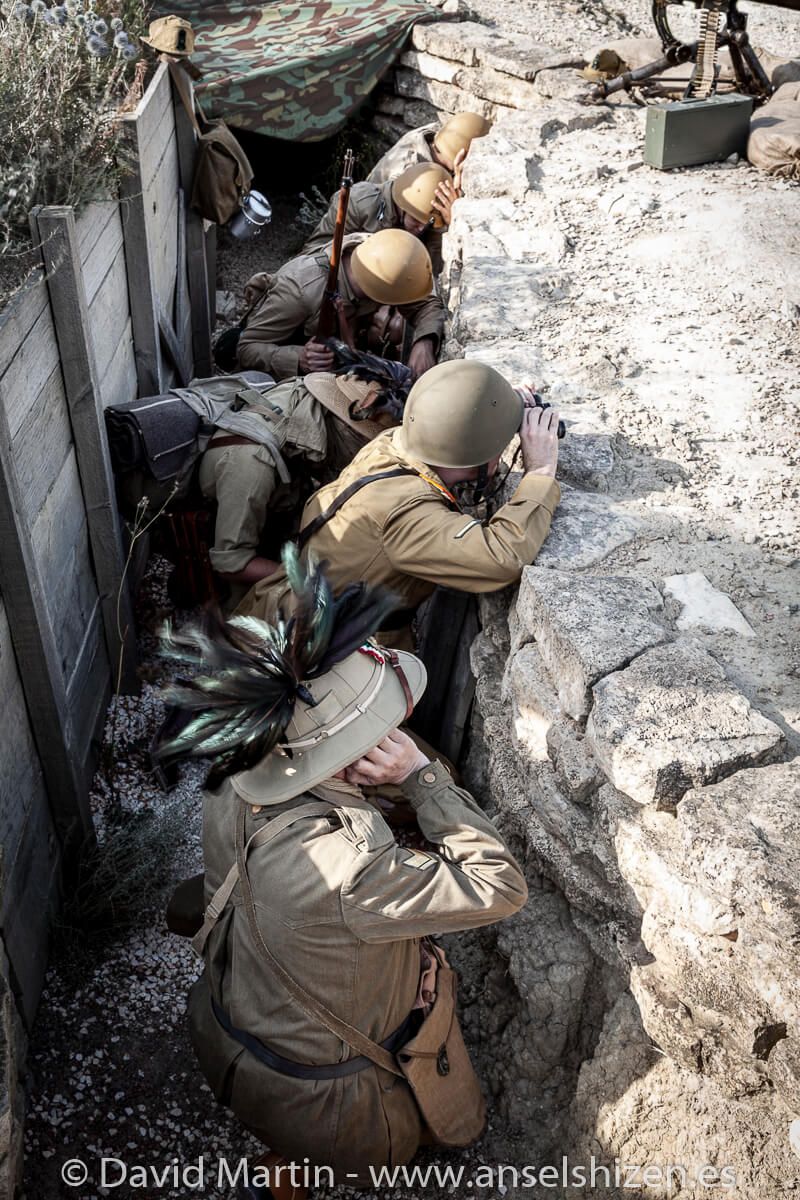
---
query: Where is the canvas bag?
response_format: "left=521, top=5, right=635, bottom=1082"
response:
left=168, top=60, right=254, bottom=225
left=193, top=801, right=487, bottom=1149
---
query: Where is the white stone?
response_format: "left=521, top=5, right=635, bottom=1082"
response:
left=789, top=1119, right=800, bottom=1159
left=534, top=487, right=643, bottom=571
left=664, top=572, right=755, bottom=638
left=399, top=50, right=461, bottom=85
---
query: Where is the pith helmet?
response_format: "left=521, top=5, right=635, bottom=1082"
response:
left=304, top=371, right=393, bottom=440
left=141, top=14, right=194, bottom=55
left=397, top=359, right=523, bottom=468
left=432, top=127, right=472, bottom=171
left=441, top=112, right=492, bottom=140
left=230, top=645, right=427, bottom=805
left=391, top=163, right=452, bottom=230
left=350, top=231, right=433, bottom=305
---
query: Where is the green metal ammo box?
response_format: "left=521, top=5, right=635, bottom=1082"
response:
left=644, top=94, right=754, bottom=170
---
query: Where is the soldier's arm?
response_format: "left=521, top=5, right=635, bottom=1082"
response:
left=237, top=274, right=307, bottom=379
left=381, top=474, right=560, bottom=591
left=397, top=289, right=445, bottom=347
left=340, top=761, right=527, bottom=942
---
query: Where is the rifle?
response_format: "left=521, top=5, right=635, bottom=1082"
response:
left=316, top=149, right=355, bottom=343
left=590, top=0, right=800, bottom=103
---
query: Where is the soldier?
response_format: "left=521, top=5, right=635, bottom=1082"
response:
left=198, top=357, right=411, bottom=609
left=155, top=560, right=527, bottom=1196
left=367, top=110, right=492, bottom=185
left=237, top=360, right=561, bottom=648
left=301, top=162, right=458, bottom=274
left=237, top=230, right=443, bottom=382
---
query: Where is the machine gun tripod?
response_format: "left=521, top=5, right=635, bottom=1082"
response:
left=590, top=0, right=800, bottom=103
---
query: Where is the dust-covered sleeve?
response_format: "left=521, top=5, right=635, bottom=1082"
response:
left=237, top=273, right=307, bottom=379
left=381, top=473, right=560, bottom=592
left=340, top=761, right=528, bottom=943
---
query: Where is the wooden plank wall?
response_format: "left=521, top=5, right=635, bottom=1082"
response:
left=0, top=65, right=209, bottom=1042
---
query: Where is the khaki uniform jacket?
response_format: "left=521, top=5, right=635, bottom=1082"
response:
left=237, top=234, right=445, bottom=380
left=188, top=759, right=527, bottom=1182
left=367, top=124, right=437, bottom=185
left=198, top=378, right=366, bottom=578
left=301, top=179, right=444, bottom=275
left=237, top=428, right=560, bottom=632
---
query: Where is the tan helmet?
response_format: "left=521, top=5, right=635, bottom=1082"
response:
left=398, top=359, right=523, bottom=468
left=141, top=14, right=195, bottom=55
left=349, top=230, right=433, bottom=305
left=391, top=163, right=451, bottom=230
left=431, top=126, right=473, bottom=172
left=441, top=112, right=492, bottom=140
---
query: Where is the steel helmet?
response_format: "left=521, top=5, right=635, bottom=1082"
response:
left=440, top=112, right=492, bottom=140
left=397, top=359, right=523, bottom=468
left=391, top=162, right=451, bottom=230
left=349, top=230, right=433, bottom=305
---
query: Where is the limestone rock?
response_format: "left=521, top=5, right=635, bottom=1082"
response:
left=463, top=339, right=546, bottom=383
left=495, top=102, right=612, bottom=145
left=411, top=21, right=581, bottom=81
left=546, top=720, right=604, bottom=803
left=393, top=69, right=496, bottom=121
left=453, top=257, right=567, bottom=341
left=664, top=571, right=755, bottom=637
left=503, top=642, right=563, bottom=760
left=459, top=136, right=537, bottom=200
left=454, top=65, right=543, bottom=110
left=516, top=568, right=667, bottom=718
left=533, top=67, right=586, bottom=101
left=557, top=423, right=615, bottom=490
left=399, top=49, right=461, bottom=85
left=586, top=641, right=784, bottom=808
left=534, top=487, right=643, bottom=571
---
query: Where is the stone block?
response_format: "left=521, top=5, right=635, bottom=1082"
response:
left=557, top=423, right=615, bottom=491
left=535, top=487, right=643, bottom=572
left=464, top=339, right=545, bottom=382
left=664, top=571, right=755, bottom=637
left=372, top=114, right=407, bottom=144
left=533, top=67, right=585, bottom=101
left=546, top=720, right=604, bottom=802
left=399, top=98, right=442, bottom=129
left=503, top=642, right=563, bottom=760
left=454, top=65, right=542, bottom=110
left=400, top=49, right=461, bottom=85
left=586, top=642, right=784, bottom=808
left=393, top=69, right=495, bottom=121
left=459, top=134, right=535, bottom=200
left=516, top=568, right=667, bottom=718
left=374, top=91, right=406, bottom=117
left=452, top=257, right=566, bottom=342
left=411, top=21, right=582, bottom=82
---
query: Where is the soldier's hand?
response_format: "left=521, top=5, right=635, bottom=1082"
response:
left=514, top=383, right=541, bottom=408
left=344, top=729, right=430, bottom=786
left=431, top=175, right=462, bottom=227
left=407, top=337, right=437, bottom=380
left=520, top=404, right=560, bottom=477
left=298, top=338, right=335, bottom=373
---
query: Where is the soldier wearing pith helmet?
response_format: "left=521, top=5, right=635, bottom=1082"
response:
left=302, top=162, right=455, bottom=273
left=237, top=230, right=443, bottom=382
left=237, top=359, right=561, bottom=648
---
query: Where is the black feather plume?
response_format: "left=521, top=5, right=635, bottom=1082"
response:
left=152, top=546, right=400, bottom=786
left=323, top=338, right=413, bottom=422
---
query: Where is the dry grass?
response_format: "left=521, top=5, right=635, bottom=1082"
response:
left=0, top=0, right=148, bottom=293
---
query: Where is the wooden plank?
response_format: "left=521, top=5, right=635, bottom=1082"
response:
left=88, top=241, right=135, bottom=384
left=119, top=78, right=165, bottom=397
left=66, top=598, right=111, bottom=786
left=139, top=98, right=177, bottom=196
left=171, top=66, right=211, bottom=375
left=31, top=448, right=100, bottom=679
left=0, top=269, right=48, bottom=378
left=77, top=201, right=124, bottom=308
left=151, top=184, right=179, bottom=316
left=11, top=363, right=71, bottom=526
left=0, top=299, right=61, bottom=441
left=0, top=373, right=93, bottom=856
left=0, top=602, right=49, bottom=873
left=157, top=298, right=190, bottom=386
left=2, top=793, right=59, bottom=1026
left=97, top=315, right=137, bottom=409
left=126, top=62, right=173, bottom=175
left=36, top=206, right=138, bottom=694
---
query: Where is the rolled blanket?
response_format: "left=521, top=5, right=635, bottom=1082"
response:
left=105, top=394, right=201, bottom=481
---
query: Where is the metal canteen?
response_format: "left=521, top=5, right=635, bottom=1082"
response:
left=228, top=191, right=272, bottom=240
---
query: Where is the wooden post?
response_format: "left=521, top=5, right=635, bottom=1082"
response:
left=119, top=73, right=166, bottom=397
left=34, top=206, right=139, bottom=695
left=0, top=339, right=94, bottom=857
left=171, top=67, right=213, bottom=376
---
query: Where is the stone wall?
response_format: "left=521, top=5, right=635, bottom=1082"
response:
left=372, top=19, right=585, bottom=147
left=435, top=52, right=800, bottom=1192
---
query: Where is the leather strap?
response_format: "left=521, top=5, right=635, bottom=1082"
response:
left=385, top=648, right=414, bottom=721
left=191, top=802, right=331, bottom=956
left=235, top=802, right=404, bottom=1077
left=208, top=434, right=256, bottom=450
left=295, top=467, right=459, bottom=553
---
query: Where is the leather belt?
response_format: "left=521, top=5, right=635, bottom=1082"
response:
left=212, top=999, right=420, bottom=1080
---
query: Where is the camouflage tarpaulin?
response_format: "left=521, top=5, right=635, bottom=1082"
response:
left=163, top=0, right=434, bottom=141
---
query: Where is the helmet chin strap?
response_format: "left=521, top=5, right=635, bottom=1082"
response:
left=472, top=462, right=489, bottom=505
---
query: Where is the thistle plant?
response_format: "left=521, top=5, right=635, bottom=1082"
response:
left=0, top=0, right=148, bottom=268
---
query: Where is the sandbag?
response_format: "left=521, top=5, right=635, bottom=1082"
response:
left=748, top=81, right=800, bottom=178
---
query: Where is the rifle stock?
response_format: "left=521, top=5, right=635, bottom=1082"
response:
left=317, top=149, right=355, bottom=342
